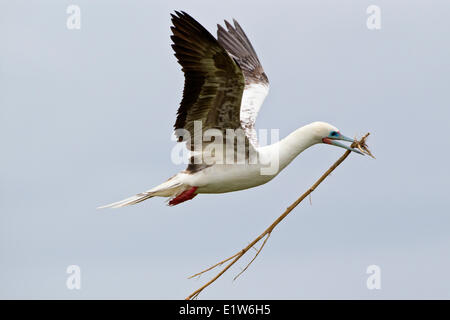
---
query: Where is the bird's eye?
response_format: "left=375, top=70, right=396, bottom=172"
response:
left=330, top=131, right=339, bottom=137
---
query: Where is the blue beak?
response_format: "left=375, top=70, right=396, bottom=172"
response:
left=323, top=133, right=364, bottom=155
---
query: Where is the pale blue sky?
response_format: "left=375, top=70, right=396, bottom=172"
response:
left=1, top=0, right=449, bottom=299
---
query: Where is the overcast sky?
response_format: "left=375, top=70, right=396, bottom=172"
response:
left=1, top=0, right=449, bottom=299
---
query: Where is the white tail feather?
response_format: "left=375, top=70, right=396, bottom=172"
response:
left=97, top=192, right=155, bottom=209
left=98, top=176, right=185, bottom=209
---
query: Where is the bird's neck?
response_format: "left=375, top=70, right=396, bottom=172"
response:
left=262, top=124, right=319, bottom=173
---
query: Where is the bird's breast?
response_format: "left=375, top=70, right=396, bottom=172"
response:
left=187, top=163, right=276, bottom=194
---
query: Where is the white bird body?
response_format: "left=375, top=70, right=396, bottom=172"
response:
left=178, top=165, right=272, bottom=194
left=185, top=122, right=327, bottom=193
left=99, top=12, right=362, bottom=209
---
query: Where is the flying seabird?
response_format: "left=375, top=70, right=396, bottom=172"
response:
left=99, top=11, right=363, bottom=208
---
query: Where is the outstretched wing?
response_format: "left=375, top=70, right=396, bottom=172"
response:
left=217, top=19, right=270, bottom=146
left=171, top=11, right=247, bottom=151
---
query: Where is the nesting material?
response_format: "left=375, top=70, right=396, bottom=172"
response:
left=352, top=133, right=375, bottom=158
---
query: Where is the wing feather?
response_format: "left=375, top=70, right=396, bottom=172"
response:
left=171, top=11, right=246, bottom=144
left=217, top=19, right=269, bottom=146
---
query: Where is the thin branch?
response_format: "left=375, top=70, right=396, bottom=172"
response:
left=187, top=251, right=241, bottom=279
left=185, top=133, right=372, bottom=300
left=233, top=232, right=271, bottom=281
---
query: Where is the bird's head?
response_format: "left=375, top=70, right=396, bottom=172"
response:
left=311, top=122, right=364, bottom=155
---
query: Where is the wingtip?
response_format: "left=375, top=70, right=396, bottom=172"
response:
left=217, top=23, right=226, bottom=33
left=174, top=10, right=193, bottom=21
left=224, top=19, right=233, bottom=31
left=171, top=10, right=186, bottom=22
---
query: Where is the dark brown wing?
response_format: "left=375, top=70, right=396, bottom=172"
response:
left=171, top=11, right=246, bottom=147
left=217, top=19, right=268, bottom=85
left=217, top=19, right=270, bottom=146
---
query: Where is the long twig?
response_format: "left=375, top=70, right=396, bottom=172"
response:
left=185, top=133, right=372, bottom=300
left=233, top=232, right=271, bottom=281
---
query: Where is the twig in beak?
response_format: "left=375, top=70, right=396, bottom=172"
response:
left=352, top=133, right=375, bottom=158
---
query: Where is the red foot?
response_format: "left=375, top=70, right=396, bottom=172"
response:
left=169, top=187, right=198, bottom=206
